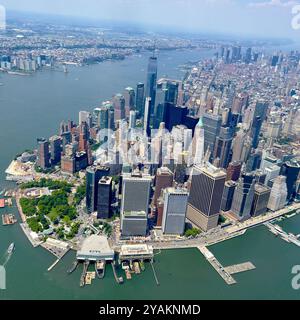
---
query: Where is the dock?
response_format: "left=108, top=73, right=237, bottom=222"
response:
left=150, top=260, right=160, bottom=286
left=224, top=262, right=256, bottom=275
left=198, top=246, right=236, bottom=285
left=80, top=260, right=90, bottom=287
left=111, top=262, right=124, bottom=284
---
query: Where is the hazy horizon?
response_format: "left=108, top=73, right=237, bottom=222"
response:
left=2, top=0, right=300, bottom=41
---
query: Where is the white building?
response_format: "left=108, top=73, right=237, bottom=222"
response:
left=267, top=176, right=288, bottom=211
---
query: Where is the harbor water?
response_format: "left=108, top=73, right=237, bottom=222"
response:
left=0, top=48, right=300, bottom=299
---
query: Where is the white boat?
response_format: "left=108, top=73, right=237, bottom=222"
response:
left=7, top=243, right=15, bottom=254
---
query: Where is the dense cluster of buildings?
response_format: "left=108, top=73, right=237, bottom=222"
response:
left=34, top=45, right=300, bottom=239
left=0, top=54, right=53, bottom=72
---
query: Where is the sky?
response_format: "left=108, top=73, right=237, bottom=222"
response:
left=1, top=0, right=300, bottom=39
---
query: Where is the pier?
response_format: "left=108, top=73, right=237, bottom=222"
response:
left=150, top=260, right=160, bottom=286
left=80, top=260, right=90, bottom=287
left=224, top=262, right=256, bottom=275
left=197, top=246, right=236, bottom=285
left=111, top=262, right=123, bottom=284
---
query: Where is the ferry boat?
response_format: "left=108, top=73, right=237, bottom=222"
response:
left=95, top=260, right=106, bottom=279
left=7, top=243, right=15, bottom=254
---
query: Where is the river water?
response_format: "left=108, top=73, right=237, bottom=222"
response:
left=0, top=48, right=300, bottom=300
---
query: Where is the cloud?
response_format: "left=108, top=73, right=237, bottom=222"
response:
left=248, top=0, right=298, bottom=8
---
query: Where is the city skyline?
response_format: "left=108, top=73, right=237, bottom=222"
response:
left=2, top=0, right=300, bottom=40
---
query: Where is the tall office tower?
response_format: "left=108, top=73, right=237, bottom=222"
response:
left=251, top=184, right=271, bottom=217
left=221, top=180, right=237, bottom=212
left=108, top=108, right=115, bottom=131
left=144, top=97, right=152, bottom=137
left=226, top=161, right=242, bottom=182
left=231, top=172, right=256, bottom=221
left=37, top=138, right=50, bottom=169
left=251, top=100, right=269, bottom=148
left=231, top=130, right=247, bottom=162
left=86, top=165, right=110, bottom=213
left=98, top=106, right=109, bottom=130
left=136, top=82, right=145, bottom=117
left=162, top=187, right=189, bottom=235
left=213, top=126, right=233, bottom=168
left=164, top=103, right=188, bottom=132
left=61, top=131, right=72, bottom=151
left=192, top=118, right=205, bottom=166
left=79, top=111, right=92, bottom=127
left=281, top=160, right=300, bottom=201
left=124, top=87, right=135, bottom=117
left=121, top=172, right=152, bottom=214
left=78, top=122, right=88, bottom=152
left=187, top=164, right=226, bottom=231
left=112, top=94, right=126, bottom=123
left=120, top=172, right=152, bottom=236
left=202, top=112, right=222, bottom=158
left=267, top=176, right=288, bottom=211
left=97, top=176, right=112, bottom=219
left=152, top=167, right=174, bottom=209
left=129, top=110, right=136, bottom=129
left=282, top=108, right=297, bottom=137
left=245, top=47, right=252, bottom=64
left=49, top=135, right=62, bottom=165
left=264, top=164, right=280, bottom=187
left=271, top=55, right=279, bottom=67
left=153, top=83, right=168, bottom=129
left=145, top=56, right=158, bottom=119
left=246, top=150, right=262, bottom=172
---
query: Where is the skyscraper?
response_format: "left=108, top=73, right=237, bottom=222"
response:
left=162, top=187, right=189, bottom=235
left=145, top=56, right=158, bottom=119
left=124, top=87, right=135, bottom=117
left=231, top=172, right=255, bottom=221
left=192, top=118, right=205, bottom=166
left=86, top=165, right=110, bottom=213
left=112, top=94, right=126, bottom=123
left=97, top=176, right=112, bottom=219
left=213, top=126, right=234, bottom=168
left=164, top=103, right=188, bottom=132
left=37, top=138, right=50, bottom=169
left=267, top=176, right=288, bottom=211
left=152, top=167, right=174, bottom=209
left=78, top=122, right=89, bottom=152
left=121, top=171, right=152, bottom=214
left=202, top=112, right=222, bottom=157
left=187, top=164, right=226, bottom=231
left=281, top=160, right=300, bottom=201
left=79, top=111, right=92, bottom=127
left=221, top=180, right=237, bottom=212
left=251, top=100, right=268, bottom=149
left=226, top=161, right=242, bottom=182
left=129, top=110, right=136, bottom=129
left=251, top=183, right=271, bottom=217
left=144, top=97, right=152, bottom=137
left=49, top=135, right=62, bottom=165
left=136, top=82, right=145, bottom=117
